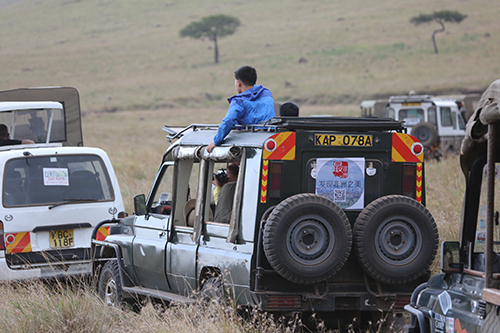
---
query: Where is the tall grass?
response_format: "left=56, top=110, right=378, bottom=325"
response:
left=0, top=279, right=305, bottom=333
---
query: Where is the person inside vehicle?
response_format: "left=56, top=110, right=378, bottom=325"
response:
left=0, top=124, right=34, bottom=146
left=213, top=163, right=239, bottom=223
left=206, top=66, right=275, bottom=153
left=279, top=102, right=299, bottom=117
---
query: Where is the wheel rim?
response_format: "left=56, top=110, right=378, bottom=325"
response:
left=104, top=277, right=117, bottom=306
left=375, top=216, right=423, bottom=266
left=415, top=128, right=430, bottom=141
left=286, top=214, right=335, bottom=265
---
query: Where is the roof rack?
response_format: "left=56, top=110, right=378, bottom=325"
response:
left=163, top=116, right=405, bottom=142
left=267, top=116, right=405, bottom=132
left=163, top=124, right=219, bottom=142
left=388, top=95, right=435, bottom=103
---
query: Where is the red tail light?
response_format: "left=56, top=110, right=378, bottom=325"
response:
left=0, top=221, right=4, bottom=250
left=402, top=164, right=416, bottom=199
left=267, top=295, right=301, bottom=309
left=269, top=162, right=283, bottom=199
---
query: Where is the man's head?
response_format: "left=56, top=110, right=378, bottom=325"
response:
left=234, top=66, right=257, bottom=93
left=227, top=163, right=239, bottom=182
left=279, top=102, right=300, bottom=117
left=0, top=124, right=9, bottom=139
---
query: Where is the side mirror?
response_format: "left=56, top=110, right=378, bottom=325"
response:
left=441, top=241, right=463, bottom=273
left=133, top=194, right=147, bottom=216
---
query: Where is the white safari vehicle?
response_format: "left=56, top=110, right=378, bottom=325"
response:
left=0, top=87, right=124, bottom=280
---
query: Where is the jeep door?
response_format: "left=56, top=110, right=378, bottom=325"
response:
left=196, top=148, right=256, bottom=303
left=166, top=158, right=201, bottom=295
left=131, top=162, right=174, bottom=290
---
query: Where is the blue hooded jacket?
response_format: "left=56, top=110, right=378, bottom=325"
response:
left=213, top=85, right=275, bottom=145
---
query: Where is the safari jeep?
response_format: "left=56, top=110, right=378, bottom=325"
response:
left=404, top=80, right=500, bottom=333
left=92, top=116, right=438, bottom=332
left=0, top=87, right=124, bottom=281
left=386, top=95, right=466, bottom=158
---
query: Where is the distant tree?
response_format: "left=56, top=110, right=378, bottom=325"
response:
left=410, top=10, right=467, bottom=54
left=180, top=14, right=240, bottom=64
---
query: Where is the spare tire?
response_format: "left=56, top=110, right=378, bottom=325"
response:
left=353, top=195, right=438, bottom=284
left=263, top=193, right=352, bottom=284
left=411, top=122, right=438, bottom=148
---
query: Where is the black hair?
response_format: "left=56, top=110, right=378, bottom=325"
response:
left=227, top=163, right=240, bottom=178
left=234, top=66, right=257, bottom=86
left=0, top=124, right=8, bottom=138
left=279, top=102, right=299, bottom=117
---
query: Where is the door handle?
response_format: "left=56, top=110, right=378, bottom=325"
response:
left=159, top=231, right=166, bottom=238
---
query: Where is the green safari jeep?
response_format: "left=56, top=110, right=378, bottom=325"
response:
left=92, top=116, right=438, bottom=332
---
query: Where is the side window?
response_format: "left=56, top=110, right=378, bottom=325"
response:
left=387, top=108, right=395, bottom=119
left=428, top=107, right=437, bottom=126
left=172, top=160, right=200, bottom=227
left=440, top=107, right=453, bottom=127
left=208, top=160, right=240, bottom=224
left=458, top=113, right=466, bottom=130
left=151, top=164, right=174, bottom=215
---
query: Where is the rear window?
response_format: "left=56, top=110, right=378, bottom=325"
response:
left=0, top=108, right=66, bottom=143
left=3, top=154, right=114, bottom=207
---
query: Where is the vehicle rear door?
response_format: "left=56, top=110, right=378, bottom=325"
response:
left=1, top=151, right=122, bottom=271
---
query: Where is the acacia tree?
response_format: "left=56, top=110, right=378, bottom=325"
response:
left=180, top=14, right=240, bottom=64
left=410, top=10, right=467, bottom=54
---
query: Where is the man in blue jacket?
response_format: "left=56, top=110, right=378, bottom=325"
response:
left=206, top=66, right=275, bottom=153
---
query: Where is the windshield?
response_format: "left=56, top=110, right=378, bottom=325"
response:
left=3, top=154, right=114, bottom=207
left=398, top=108, right=424, bottom=126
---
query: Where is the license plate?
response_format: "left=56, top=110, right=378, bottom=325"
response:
left=50, top=229, right=74, bottom=248
left=315, top=134, right=373, bottom=147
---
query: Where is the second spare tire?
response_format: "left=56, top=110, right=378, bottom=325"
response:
left=353, top=195, right=439, bottom=284
left=263, top=193, right=352, bottom=285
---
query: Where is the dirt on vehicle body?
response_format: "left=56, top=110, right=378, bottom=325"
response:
left=93, top=116, right=438, bottom=332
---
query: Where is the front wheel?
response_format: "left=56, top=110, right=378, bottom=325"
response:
left=98, top=260, right=124, bottom=307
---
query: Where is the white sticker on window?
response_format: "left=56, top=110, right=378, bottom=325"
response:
left=43, top=168, right=69, bottom=186
left=316, top=158, right=365, bottom=209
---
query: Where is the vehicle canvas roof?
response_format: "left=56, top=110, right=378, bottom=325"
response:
left=0, top=87, right=83, bottom=146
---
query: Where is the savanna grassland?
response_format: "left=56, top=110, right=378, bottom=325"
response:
left=0, top=0, right=492, bottom=331
left=0, top=0, right=498, bottom=112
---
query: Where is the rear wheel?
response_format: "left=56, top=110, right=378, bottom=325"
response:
left=200, top=276, right=229, bottom=307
